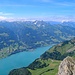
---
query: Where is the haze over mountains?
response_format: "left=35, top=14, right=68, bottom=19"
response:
left=0, top=20, right=75, bottom=58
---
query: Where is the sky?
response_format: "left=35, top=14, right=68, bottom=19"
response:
left=0, top=0, right=75, bottom=21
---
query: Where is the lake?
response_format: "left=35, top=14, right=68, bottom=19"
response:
left=0, top=45, right=53, bottom=75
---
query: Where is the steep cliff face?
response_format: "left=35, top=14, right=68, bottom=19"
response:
left=58, top=56, right=75, bottom=75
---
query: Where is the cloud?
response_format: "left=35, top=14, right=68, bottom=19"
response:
left=0, top=16, right=75, bottom=22
left=54, top=2, right=75, bottom=7
left=0, top=12, right=13, bottom=16
left=0, top=16, right=27, bottom=22
left=0, top=12, right=75, bottom=22
left=48, top=16, right=75, bottom=22
left=0, top=12, right=14, bottom=21
left=0, top=4, right=37, bottom=7
left=0, top=16, right=7, bottom=20
left=38, top=0, right=75, bottom=6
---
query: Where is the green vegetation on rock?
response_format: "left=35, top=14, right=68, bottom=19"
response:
left=41, top=38, right=75, bottom=60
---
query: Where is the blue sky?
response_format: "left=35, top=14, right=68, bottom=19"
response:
left=0, top=0, right=75, bottom=21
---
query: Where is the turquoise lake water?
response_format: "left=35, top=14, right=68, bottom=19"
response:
left=0, top=45, right=52, bottom=75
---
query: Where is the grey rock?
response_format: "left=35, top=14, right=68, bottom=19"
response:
left=58, top=56, right=75, bottom=75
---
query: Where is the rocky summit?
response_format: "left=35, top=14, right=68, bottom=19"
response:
left=58, top=56, right=75, bottom=75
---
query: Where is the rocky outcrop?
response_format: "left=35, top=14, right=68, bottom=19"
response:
left=58, top=56, right=75, bottom=75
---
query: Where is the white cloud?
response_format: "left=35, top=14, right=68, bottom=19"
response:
left=0, top=12, right=15, bottom=21
left=37, top=0, right=75, bottom=6
left=0, top=13, right=75, bottom=22
left=47, top=16, right=75, bottom=22
left=28, top=16, right=75, bottom=22
left=0, top=4, right=36, bottom=7
left=0, top=12, right=13, bottom=16
left=0, top=16, right=7, bottom=20
left=5, top=18, right=27, bottom=22
left=54, top=2, right=75, bottom=6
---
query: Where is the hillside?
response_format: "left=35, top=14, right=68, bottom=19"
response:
left=9, top=38, right=75, bottom=75
left=0, top=21, right=75, bottom=58
left=41, top=37, right=75, bottom=60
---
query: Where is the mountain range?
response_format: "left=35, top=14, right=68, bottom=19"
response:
left=0, top=21, right=75, bottom=58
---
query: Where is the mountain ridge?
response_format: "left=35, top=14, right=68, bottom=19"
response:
left=0, top=21, right=75, bottom=58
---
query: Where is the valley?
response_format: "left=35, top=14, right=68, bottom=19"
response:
left=0, top=21, right=75, bottom=59
left=0, top=45, right=52, bottom=75
left=0, top=21, right=75, bottom=75
left=9, top=38, right=75, bottom=75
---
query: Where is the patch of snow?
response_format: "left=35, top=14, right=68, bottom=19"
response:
left=37, top=24, right=41, bottom=27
